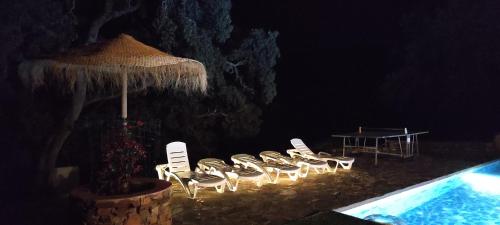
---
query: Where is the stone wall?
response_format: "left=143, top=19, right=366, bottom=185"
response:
left=71, top=178, right=172, bottom=225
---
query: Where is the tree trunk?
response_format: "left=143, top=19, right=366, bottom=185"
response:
left=86, top=0, right=113, bottom=44
left=36, top=76, right=87, bottom=190
left=86, top=0, right=141, bottom=44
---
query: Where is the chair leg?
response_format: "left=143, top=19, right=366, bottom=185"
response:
left=191, top=184, right=199, bottom=199
left=336, top=160, right=354, bottom=170
left=313, top=167, right=321, bottom=174
left=288, top=172, right=299, bottom=181
left=256, top=179, right=262, bottom=187
left=341, top=161, right=353, bottom=170
left=230, top=179, right=240, bottom=192
left=215, top=184, right=225, bottom=193
left=272, top=170, right=281, bottom=184
left=156, top=170, right=165, bottom=180
left=187, top=182, right=197, bottom=199
left=174, top=176, right=193, bottom=198
left=222, top=172, right=236, bottom=192
left=260, top=168, right=274, bottom=184
left=298, top=163, right=309, bottom=178
left=327, top=161, right=339, bottom=173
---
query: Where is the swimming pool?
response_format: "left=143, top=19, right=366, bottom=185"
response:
left=336, top=160, right=500, bottom=225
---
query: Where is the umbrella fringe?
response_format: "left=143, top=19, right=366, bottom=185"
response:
left=18, top=59, right=207, bottom=94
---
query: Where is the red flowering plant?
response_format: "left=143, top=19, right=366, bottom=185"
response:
left=93, top=125, right=147, bottom=195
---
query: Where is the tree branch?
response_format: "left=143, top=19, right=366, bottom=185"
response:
left=86, top=0, right=142, bottom=44
left=67, top=0, right=77, bottom=22
left=224, top=60, right=245, bottom=76
left=196, top=109, right=228, bottom=118
left=110, top=0, right=141, bottom=18
left=224, top=60, right=254, bottom=94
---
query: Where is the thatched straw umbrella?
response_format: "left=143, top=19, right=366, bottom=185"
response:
left=20, top=33, right=207, bottom=119
left=18, top=34, right=207, bottom=188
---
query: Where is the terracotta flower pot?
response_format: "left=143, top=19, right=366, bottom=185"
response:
left=70, top=178, right=172, bottom=225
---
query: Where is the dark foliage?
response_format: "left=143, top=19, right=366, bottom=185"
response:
left=0, top=0, right=279, bottom=191
left=125, top=0, right=280, bottom=153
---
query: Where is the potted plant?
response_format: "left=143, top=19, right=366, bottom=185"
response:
left=71, top=121, right=172, bottom=225
left=94, top=125, right=147, bottom=195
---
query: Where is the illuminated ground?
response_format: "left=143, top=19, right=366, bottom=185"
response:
left=169, top=154, right=481, bottom=225
left=15, top=142, right=497, bottom=225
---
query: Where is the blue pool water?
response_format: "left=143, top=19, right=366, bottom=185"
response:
left=337, top=160, right=500, bottom=225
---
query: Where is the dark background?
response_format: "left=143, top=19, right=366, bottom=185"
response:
left=2, top=0, right=500, bottom=191
left=230, top=0, right=499, bottom=150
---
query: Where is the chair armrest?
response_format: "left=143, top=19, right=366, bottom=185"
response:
left=194, top=167, right=205, bottom=174
left=262, top=155, right=279, bottom=163
left=287, top=149, right=302, bottom=158
left=318, top=151, right=332, bottom=157
left=155, top=163, right=170, bottom=180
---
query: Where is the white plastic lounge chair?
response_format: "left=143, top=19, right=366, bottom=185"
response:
left=288, top=138, right=355, bottom=172
left=259, top=151, right=329, bottom=177
left=231, top=154, right=301, bottom=184
left=155, top=141, right=226, bottom=199
left=197, top=158, right=266, bottom=191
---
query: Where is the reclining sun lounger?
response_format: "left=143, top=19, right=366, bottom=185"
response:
left=288, top=138, right=355, bottom=172
left=231, top=154, right=301, bottom=184
left=197, top=158, right=266, bottom=191
left=155, top=141, right=226, bottom=199
left=259, top=150, right=329, bottom=177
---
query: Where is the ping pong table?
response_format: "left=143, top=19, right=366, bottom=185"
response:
left=331, top=127, right=429, bottom=165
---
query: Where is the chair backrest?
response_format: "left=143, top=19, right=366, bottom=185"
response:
left=198, top=158, right=229, bottom=171
left=260, top=151, right=293, bottom=163
left=260, top=151, right=286, bottom=159
left=290, top=138, right=314, bottom=154
left=231, top=154, right=261, bottom=164
left=166, top=141, right=191, bottom=173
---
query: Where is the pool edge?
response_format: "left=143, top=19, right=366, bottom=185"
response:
left=334, top=158, right=500, bottom=213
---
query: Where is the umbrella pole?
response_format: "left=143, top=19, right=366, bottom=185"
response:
left=121, top=73, right=128, bottom=126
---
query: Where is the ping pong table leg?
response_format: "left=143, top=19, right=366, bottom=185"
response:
left=406, top=135, right=411, bottom=157
left=398, top=137, right=403, bottom=158
left=416, top=135, right=419, bottom=156
left=411, top=135, right=415, bottom=157
left=375, top=138, right=378, bottom=165
left=342, top=137, right=346, bottom=157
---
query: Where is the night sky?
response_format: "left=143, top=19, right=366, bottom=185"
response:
left=231, top=0, right=408, bottom=143
left=230, top=0, right=499, bottom=147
